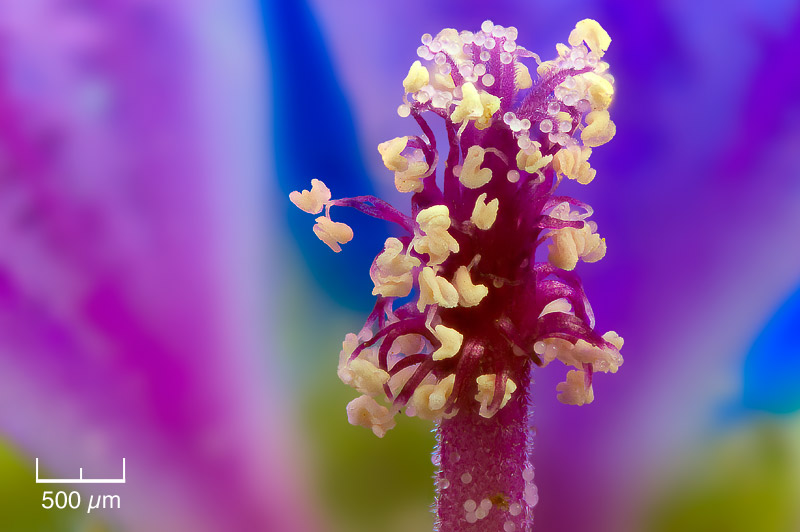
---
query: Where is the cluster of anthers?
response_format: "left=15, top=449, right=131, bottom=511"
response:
left=291, top=19, right=623, bottom=438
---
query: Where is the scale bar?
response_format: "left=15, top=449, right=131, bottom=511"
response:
left=35, top=458, right=126, bottom=484
left=36, top=478, right=127, bottom=484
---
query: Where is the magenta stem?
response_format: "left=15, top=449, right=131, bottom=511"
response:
left=434, top=366, right=537, bottom=531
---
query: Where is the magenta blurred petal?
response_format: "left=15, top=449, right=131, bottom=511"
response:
left=0, top=2, right=319, bottom=531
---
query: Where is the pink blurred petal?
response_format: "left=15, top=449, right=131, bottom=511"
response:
left=0, top=1, right=320, bottom=530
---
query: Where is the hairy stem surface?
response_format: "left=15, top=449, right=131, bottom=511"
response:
left=435, top=367, right=536, bottom=531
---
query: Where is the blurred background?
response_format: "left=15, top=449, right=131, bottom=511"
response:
left=0, top=0, right=799, bottom=531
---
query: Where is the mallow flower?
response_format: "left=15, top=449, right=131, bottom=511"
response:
left=291, top=19, right=622, bottom=532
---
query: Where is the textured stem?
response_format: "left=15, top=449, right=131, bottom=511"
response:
left=435, top=368, right=537, bottom=531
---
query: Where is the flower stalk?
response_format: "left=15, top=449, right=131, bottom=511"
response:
left=435, top=358, right=534, bottom=531
left=291, top=18, right=623, bottom=531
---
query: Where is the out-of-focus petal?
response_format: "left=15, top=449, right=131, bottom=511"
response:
left=0, top=2, right=320, bottom=531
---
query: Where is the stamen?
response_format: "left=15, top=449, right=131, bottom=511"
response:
left=470, top=193, right=499, bottom=230
left=289, top=179, right=331, bottom=214
left=346, top=395, right=397, bottom=437
left=432, top=325, right=464, bottom=360
left=312, top=216, right=353, bottom=253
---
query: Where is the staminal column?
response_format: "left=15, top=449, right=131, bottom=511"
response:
left=434, top=366, right=536, bottom=532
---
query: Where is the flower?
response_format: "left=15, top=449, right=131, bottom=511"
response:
left=291, top=18, right=623, bottom=531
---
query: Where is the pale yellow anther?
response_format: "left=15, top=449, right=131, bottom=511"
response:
left=470, top=193, right=499, bottom=230
left=538, top=297, right=573, bottom=318
left=581, top=339, right=623, bottom=373
left=602, top=331, right=624, bottom=350
left=568, top=19, right=611, bottom=57
left=535, top=337, right=573, bottom=367
left=556, top=111, right=572, bottom=124
left=556, top=369, right=594, bottom=405
left=548, top=201, right=591, bottom=222
left=403, top=60, right=430, bottom=93
left=581, top=72, right=614, bottom=110
left=536, top=60, right=555, bottom=77
left=414, top=205, right=460, bottom=265
left=536, top=334, right=623, bottom=374
left=370, top=237, right=421, bottom=298
left=427, top=374, right=456, bottom=411
left=378, top=137, right=409, bottom=172
left=448, top=80, right=501, bottom=128
left=537, top=338, right=576, bottom=368
left=416, top=204, right=451, bottom=230
left=547, top=223, right=606, bottom=270
left=475, top=374, right=517, bottom=418
left=460, top=146, right=493, bottom=189
left=582, top=110, right=616, bottom=147
left=346, top=395, right=396, bottom=437
left=432, top=325, right=463, bottom=361
left=395, top=160, right=429, bottom=193
left=433, top=73, right=456, bottom=90
left=313, top=216, right=354, bottom=253
left=559, top=332, right=624, bottom=374
left=289, top=179, right=331, bottom=214
left=417, top=266, right=459, bottom=311
left=515, top=63, right=533, bottom=90
left=564, top=339, right=621, bottom=372
left=553, top=145, right=595, bottom=184
left=475, top=91, right=501, bottom=130
left=516, top=145, right=553, bottom=174
left=453, top=265, right=489, bottom=307
left=337, top=333, right=360, bottom=386
left=410, top=374, right=456, bottom=421
left=450, top=82, right=484, bottom=123
left=347, top=358, right=390, bottom=396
